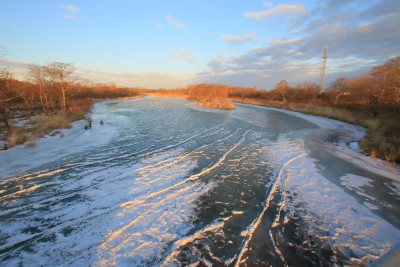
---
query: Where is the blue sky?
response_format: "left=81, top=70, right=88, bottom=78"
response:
left=1, top=0, right=399, bottom=89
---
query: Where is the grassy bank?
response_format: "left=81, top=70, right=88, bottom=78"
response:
left=0, top=83, right=142, bottom=149
left=2, top=109, right=87, bottom=149
left=232, top=97, right=400, bottom=163
left=1, top=98, right=91, bottom=149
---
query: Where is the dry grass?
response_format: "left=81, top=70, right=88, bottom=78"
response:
left=7, top=123, right=28, bottom=147
left=68, top=110, right=86, bottom=122
left=4, top=111, right=86, bottom=148
left=359, top=115, right=400, bottom=163
left=1, top=93, right=134, bottom=149
left=197, top=101, right=235, bottom=110
left=28, top=115, right=73, bottom=137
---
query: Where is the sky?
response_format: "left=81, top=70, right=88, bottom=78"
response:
left=0, top=0, right=399, bottom=89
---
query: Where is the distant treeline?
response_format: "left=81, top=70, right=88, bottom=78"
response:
left=154, top=56, right=400, bottom=112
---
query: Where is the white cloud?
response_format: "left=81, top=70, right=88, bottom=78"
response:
left=77, top=68, right=195, bottom=88
left=154, top=22, right=163, bottom=29
left=220, top=34, right=259, bottom=45
left=169, top=49, right=196, bottom=63
left=244, top=4, right=306, bottom=20
left=165, top=15, right=186, bottom=29
left=60, top=4, right=79, bottom=13
left=267, top=38, right=302, bottom=45
left=58, top=4, right=80, bottom=20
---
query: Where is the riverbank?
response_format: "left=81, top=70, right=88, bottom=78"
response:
left=0, top=100, right=119, bottom=178
left=0, top=109, right=88, bottom=150
left=231, top=97, right=400, bottom=163
left=0, top=95, right=143, bottom=150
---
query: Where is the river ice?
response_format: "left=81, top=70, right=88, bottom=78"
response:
left=0, top=97, right=399, bottom=266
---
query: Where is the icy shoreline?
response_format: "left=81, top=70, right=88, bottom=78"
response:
left=0, top=101, right=121, bottom=179
left=236, top=103, right=400, bottom=182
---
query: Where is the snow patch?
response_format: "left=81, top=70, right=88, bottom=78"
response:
left=0, top=102, right=120, bottom=179
left=282, top=156, right=400, bottom=264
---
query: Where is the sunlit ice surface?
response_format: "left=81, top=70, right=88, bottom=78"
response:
left=0, top=97, right=399, bottom=266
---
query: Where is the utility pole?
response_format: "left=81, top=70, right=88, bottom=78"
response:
left=319, top=46, right=328, bottom=93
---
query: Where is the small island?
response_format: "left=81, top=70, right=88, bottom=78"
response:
left=187, top=84, right=235, bottom=110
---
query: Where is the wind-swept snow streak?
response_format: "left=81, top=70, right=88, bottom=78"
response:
left=234, top=152, right=306, bottom=267
left=121, top=130, right=249, bottom=210
left=135, top=129, right=240, bottom=182
left=160, top=220, right=226, bottom=266
left=95, top=130, right=249, bottom=266
left=139, top=118, right=231, bottom=158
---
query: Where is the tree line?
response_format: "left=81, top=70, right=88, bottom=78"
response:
left=0, top=58, right=144, bottom=143
left=233, top=56, right=400, bottom=113
left=154, top=56, right=399, bottom=114
left=1, top=63, right=142, bottom=113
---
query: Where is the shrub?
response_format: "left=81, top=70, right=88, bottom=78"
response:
left=7, top=124, right=28, bottom=147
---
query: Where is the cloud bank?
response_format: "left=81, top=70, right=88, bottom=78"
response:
left=244, top=4, right=306, bottom=20
left=220, top=34, right=259, bottom=45
left=199, top=0, right=400, bottom=88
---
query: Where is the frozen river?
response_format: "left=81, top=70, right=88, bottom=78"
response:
left=1, top=97, right=400, bottom=266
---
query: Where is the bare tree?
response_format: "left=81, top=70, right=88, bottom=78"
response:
left=0, top=47, right=15, bottom=132
left=0, top=69, right=14, bottom=101
left=0, top=46, right=8, bottom=79
left=28, top=64, right=48, bottom=112
left=330, top=77, right=352, bottom=105
left=370, top=56, right=400, bottom=105
left=11, top=83, right=37, bottom=111
left=274, top=80, right=289, bottom=102
left=0, top=47, right=13, bottom=100
left=188, top=84, right=229, bottom=103
left=295, top=81, right=319, bottom=93
left=44, top=62, right=75, bottom=114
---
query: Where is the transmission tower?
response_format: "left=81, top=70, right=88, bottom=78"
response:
left=318, top=46, right=328, bottom=93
